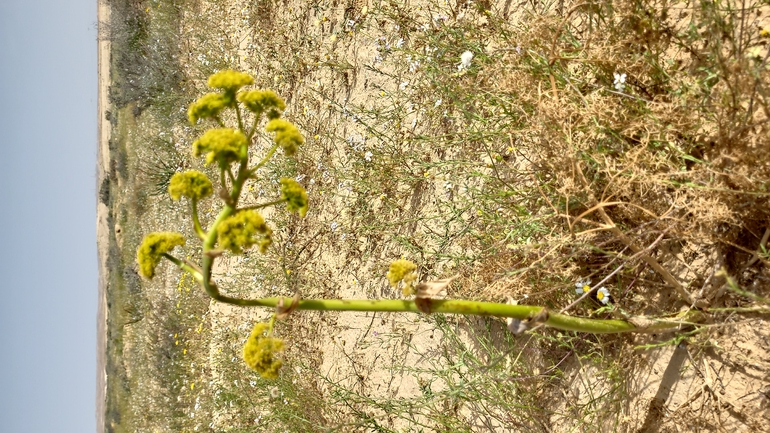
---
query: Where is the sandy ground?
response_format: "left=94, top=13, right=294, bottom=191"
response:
left=97, top=1, right=770, bottom=431
left=95, top=0, right=111, bottom=431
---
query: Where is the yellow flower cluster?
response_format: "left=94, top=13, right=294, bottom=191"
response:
left=217, top=210, right=272, bottom=254
left=280, top=178, right=308, bottom=217
left=136, top=232, right=186, bottom=279
left=243, top=322, right=284, bottom=379
left=187, top=93, right=230, bottom=125
left=168, top=170, right=213, bottom=201
left=207, top=69, right=254, bottom=94
left=238, top=89, right=286, bottom=120
left=192, top=128, right=247, bottom=167
left=387, top=259, right=418, bottom=296
left=265, top=119, right=304, bottom=156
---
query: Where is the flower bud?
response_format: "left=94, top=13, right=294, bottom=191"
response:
left=265, top=119, right=304, bottom=157
left=192, top=128, right=248, bottom=167
left=280, top=178, right=308, bottom=217
left=207, top=70, right=254, bottom=94
left=188, top=93, right=230, bottom=125
left=169, top=170, right=213, bottom=201
left=387, top=259, right=418, bottom=296
left=243, top=322, right=284, bottom=379
left=217, top=210, right=272, bottom=254
left=237, top=89, right=286, bottom=120
left=136, top=232, right=186, bottom=279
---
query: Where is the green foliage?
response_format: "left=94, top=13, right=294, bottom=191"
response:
left=242, top=322, right=285, bottom=379
left=168, top=170, right=213, bottom=201
left=191, top=128, right=247, bottom=167
left=136, top=232, right=186, bottom=279
left=279, top=178, right=308, bottom=217
left=217, top=210, right=272, bottom=254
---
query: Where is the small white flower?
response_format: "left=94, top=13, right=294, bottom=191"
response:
left=434, top=99, right=442, bottom=107
left=399, top=81, right=409, bottom=90
left=330, top=222, right=339, bottom=231
left=596, top=287, right=611, bottom=304
left=395, top=38, right=404, bottom=48
left=458, top=51, right=473, bottom=71
left=270, top=386, right=281, bottom=399
left=444, top=182, right=453, bottom=190
left=364, top=151, right=373, bottom=161
left=575, top=279, right=591, bottom=295
left=613, top=72, right=627, bottom=92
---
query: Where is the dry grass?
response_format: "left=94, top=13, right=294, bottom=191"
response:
left=101, top=0, right=770, bottom=431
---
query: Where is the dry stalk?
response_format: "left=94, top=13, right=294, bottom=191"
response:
left=576, top=161, right=697, bottom=305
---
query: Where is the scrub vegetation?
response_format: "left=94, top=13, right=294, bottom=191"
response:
left=99, top=0, right=770, bottom=431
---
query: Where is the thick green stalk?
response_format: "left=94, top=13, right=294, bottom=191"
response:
left=200, top=205, right=234, bottom=298
left=206, top=295, right=700, bottom=334
left=162, top=253, right=203, bottom=283
left=190, top=200, right=206, bottom=240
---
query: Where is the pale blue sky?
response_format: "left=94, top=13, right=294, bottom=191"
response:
left=0, top=1, right=97, bottom=432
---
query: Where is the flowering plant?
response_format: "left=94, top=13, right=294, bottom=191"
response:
left=137, top=70, right=700, bottom=380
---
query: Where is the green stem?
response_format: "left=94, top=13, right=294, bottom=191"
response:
left=705, top=306, right=770, bottom=314
left=200, top=205, right=234, bottom=298
left=219, top=168, right=227, bottom=191
left=242, top=198, right=286, bottom=210
left=247, top=117, right=259, bottom=141
left=190, top=200, right=206, bottom=240
left=205, top=295, right=702, bottom=334
left=202, top=119, right=253, bottom=300
left=235, top=101, right=244, bottom=132
left=162, top=253, right=203, bottom=283
left=250, top=142, right=280, bottom=174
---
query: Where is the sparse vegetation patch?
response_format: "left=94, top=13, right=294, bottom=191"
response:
left=100, top=0, right=770, bottom=431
